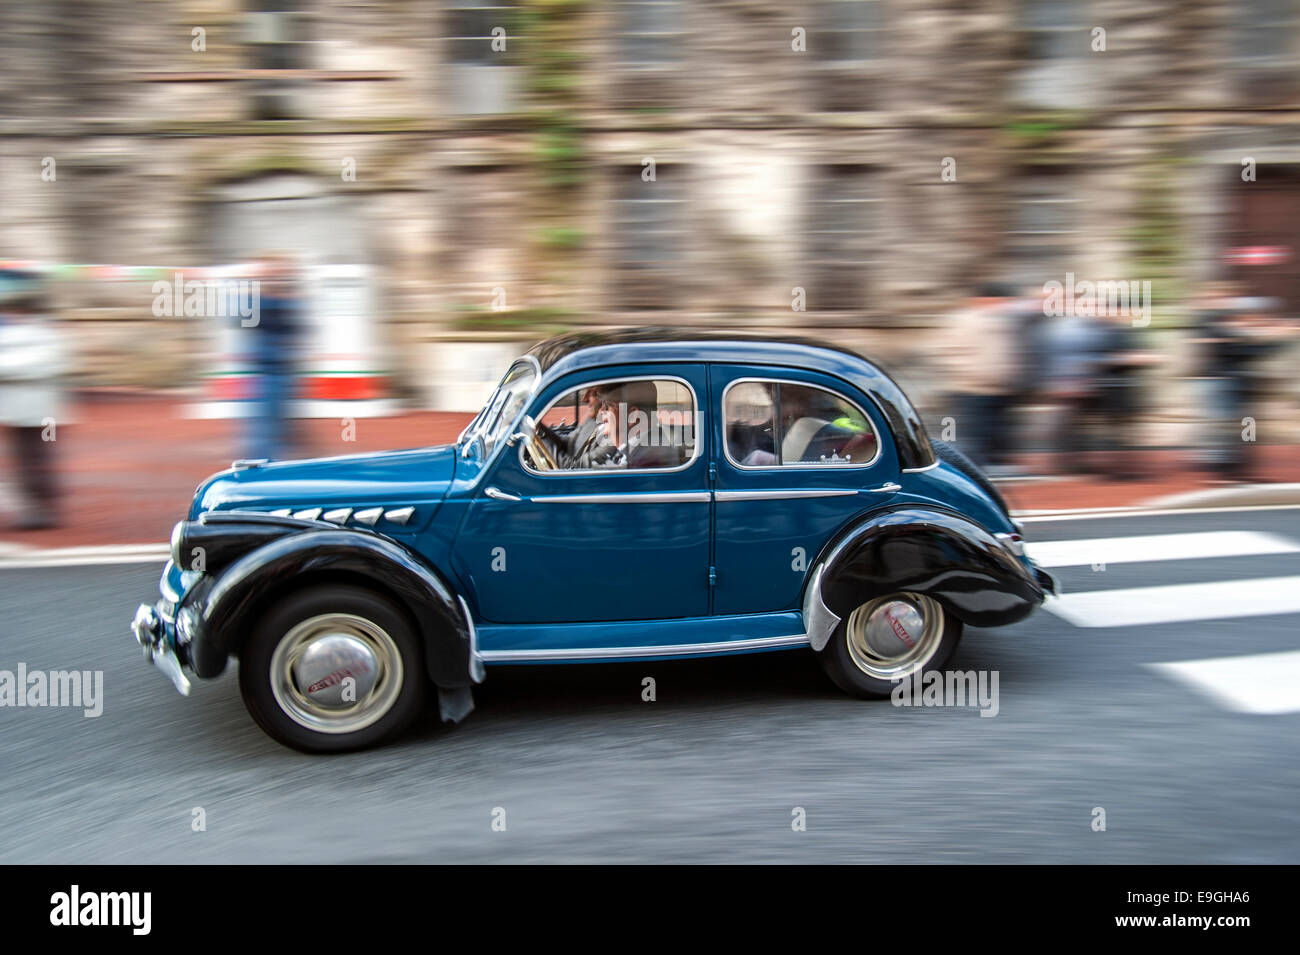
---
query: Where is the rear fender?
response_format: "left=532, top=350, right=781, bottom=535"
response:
left=803, top=505, right=1045, bottom=649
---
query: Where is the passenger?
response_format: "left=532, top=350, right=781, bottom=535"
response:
left=726, top=381, right=777, bottom=466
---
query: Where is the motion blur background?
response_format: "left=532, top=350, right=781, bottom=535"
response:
left=1, top=0, right=1298, bottom=542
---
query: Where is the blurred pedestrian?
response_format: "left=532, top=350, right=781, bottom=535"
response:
left=244, top=252, right=303, bottom=461
left=938, top=283, right=1019, bottom=471
left=1188, top=282, right=1241, bottom=477
left=0, top=268, right=66, bottom=530
left=1040, top=300, right=1108, bottom=472
left=1191, top=291, right=1298, bottom=481
left=1091, top=303, right=1160, bottom=479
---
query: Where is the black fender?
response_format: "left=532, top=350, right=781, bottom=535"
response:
left=184, top=528, right=479, bottom=697
left=803, top=505, right=1046, bottom=648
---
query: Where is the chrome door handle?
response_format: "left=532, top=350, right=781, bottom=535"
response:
left=485, top=487, right=522, bottom=502
left=867, top=482, right=902, bottom=493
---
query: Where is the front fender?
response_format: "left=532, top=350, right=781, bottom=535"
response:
left=805, top=505, right=1045, bottom=646
left=185, top=529, right=479, bottom=693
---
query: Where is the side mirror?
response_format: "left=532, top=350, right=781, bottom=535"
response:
left=507, top=415, right=537, bottom=447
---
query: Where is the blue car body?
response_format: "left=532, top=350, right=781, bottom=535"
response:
left=133, top=330, right=1052, bottom=744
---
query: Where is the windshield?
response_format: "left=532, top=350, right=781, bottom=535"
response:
left=466, top=359, right=538, bottom=457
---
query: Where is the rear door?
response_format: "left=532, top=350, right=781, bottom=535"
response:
left=709, top=366, right=900, bottom=615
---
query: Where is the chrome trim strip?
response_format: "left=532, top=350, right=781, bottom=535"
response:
left=995, top=531, right=1025, bottom=556
left=458, top=595, right=485, bottom=683
left=520, top=373, right=701, bottom=477
left=530, top=492, right=712, bottom=504
left=720, top=376, right=883, bottom=471
left=479, top=633, right=810, bottom=662
left=714, top=489, right=860, bottom=501
left=802, top=563, right=842, bottom=652
left=902, top=460, right=941, bottom=473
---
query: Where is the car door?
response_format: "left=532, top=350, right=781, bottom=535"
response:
left=710, top=366, right=900, bottom=616
left=456, top=365, right=711, bottom=625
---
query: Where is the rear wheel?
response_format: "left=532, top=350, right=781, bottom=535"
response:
left=816, top=592, right=962, bottom=698
left=239, top=585, right=426, bottom=753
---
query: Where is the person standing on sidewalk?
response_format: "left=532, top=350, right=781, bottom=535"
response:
left=0, top=268, right=66, bottom=530
left=1040, top=301, right=1108, bottom=473
left=1188, top=282, right=1242, bottom=478
left=937, top=284, right=1018, bottom=471
left=244, top=253, right=304, bottom=462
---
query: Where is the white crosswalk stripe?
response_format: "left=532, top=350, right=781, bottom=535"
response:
left=1027, top=531, right=1299, bottom=569
left=1033, top=529, right=1300, bottom=715
left=1044, top=576, right=1300, bottom=628
left=1146, top=650, right=1300, bottom=715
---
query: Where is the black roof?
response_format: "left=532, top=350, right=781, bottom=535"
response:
left=527, top=327, right=868, bottom=373
left=525, top=326, right=936, bottom=471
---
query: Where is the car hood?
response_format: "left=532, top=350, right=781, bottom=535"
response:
left=190, top=445, right=457, bottom=528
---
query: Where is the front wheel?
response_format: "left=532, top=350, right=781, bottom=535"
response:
left=239, top=585, right=427, bottom=752
left=816, top=592, right=962, bottom=698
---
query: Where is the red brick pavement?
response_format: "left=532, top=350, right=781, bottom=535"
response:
left=2, top=392, right=1297, bottom=548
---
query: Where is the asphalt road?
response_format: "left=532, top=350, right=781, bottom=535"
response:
left=2, top=506, right=1298, bottom=863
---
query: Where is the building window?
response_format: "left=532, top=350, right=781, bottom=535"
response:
left=617, top=0, right=683, bottom=68
left=811, top=0, right=883, bottom=111
left=1014, top=0, right=1090, bottom=109
left=245, top=1, right=309, bottom=118
left=805, top=166, right=877, bottom=311
left=445, top=1, right=522, bottom=115
left=817, top=0, right=882, bottom=65
left=1005, top=171, right=1080, bottom=285
left=611, top=167, right=686, bottom=310
left=1232, top=0, right=1300, bottom=102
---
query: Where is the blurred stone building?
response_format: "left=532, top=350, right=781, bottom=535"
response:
left=1, top=0, right=1298, bottom=406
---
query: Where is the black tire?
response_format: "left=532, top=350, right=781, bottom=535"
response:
left=929, top=437, right=1012, bottom=520
left=816, top=591, right=963, bottom=699
left=238, top=584, right=427, bottom=753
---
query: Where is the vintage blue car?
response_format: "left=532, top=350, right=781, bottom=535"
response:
left=132, top=329, right=1055, bottom=751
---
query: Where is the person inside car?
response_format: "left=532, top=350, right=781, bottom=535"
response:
left=577, top=381, right=680, bottom=470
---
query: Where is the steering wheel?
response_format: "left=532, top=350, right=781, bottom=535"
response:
left=527, top=422, right=561, bottom=471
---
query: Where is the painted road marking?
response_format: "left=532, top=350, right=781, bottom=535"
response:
left=1045, top=575, right=1300, bottom=628
left=0, top=544, right=170, bottom=570
left=1027, top=531, right=1299, bottom=569
left=1146, top=650, right=1300, bottom=715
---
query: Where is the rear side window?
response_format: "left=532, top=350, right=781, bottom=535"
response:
left=723, top=379, right=878, bottom=468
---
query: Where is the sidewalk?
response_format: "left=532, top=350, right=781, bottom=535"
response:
left=2, top=392, right=1298, bottom=548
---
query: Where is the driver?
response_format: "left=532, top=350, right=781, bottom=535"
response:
left=560, top=386, right=606, bottom=462
left=574, top=381, right=678, bottom=469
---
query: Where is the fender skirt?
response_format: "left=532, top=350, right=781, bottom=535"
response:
left=805, top=506, right=1046, bottom=648
left=182, top=527, right=482, bottom=719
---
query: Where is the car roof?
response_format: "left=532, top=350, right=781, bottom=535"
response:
left=526, top=327, right=936, bottom=471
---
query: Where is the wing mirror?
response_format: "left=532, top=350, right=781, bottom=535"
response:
left=507, top=415, right=537, bottom=447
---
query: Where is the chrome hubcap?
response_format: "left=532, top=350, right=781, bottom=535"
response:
left=270, top=613, right=403, bottom=734
left=845, top=593, right=944, bottom=680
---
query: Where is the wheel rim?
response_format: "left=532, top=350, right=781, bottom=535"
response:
left=269, top=613, right=404, bottom=735
left=844, top=593, right=944, bottom=680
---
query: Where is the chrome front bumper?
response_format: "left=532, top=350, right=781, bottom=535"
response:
left=132, top=603, right=192, bottom=696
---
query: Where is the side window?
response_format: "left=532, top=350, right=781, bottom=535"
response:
left=524, top=377, right=697, bottom=472
left=723, top=380, right=878, bottom=468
